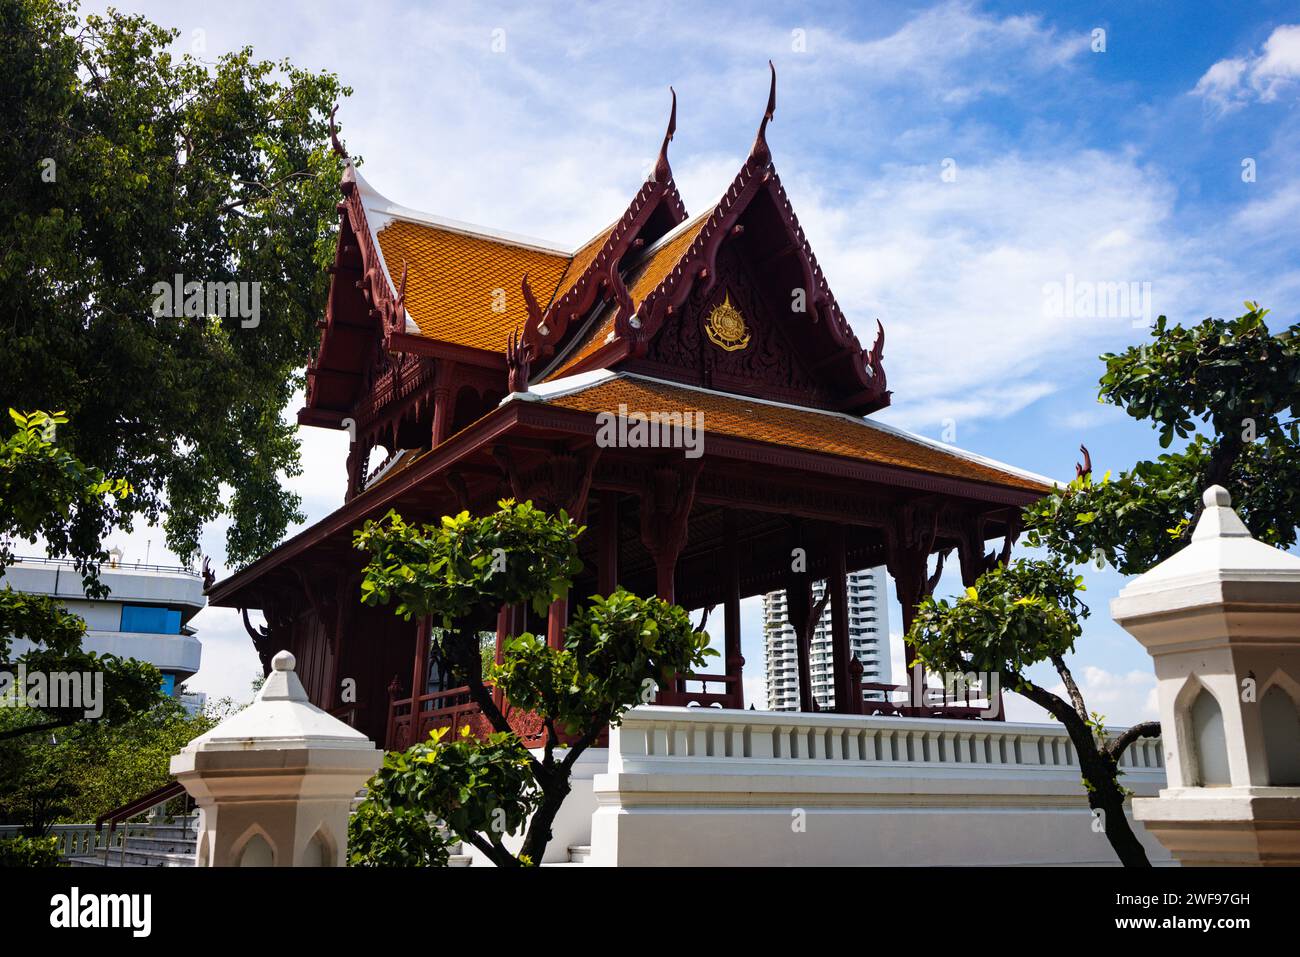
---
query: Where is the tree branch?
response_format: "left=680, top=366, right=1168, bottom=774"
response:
left=1050, top=654, right=1089, bottom=722
left=0, top=716, right=79, bottom=742
left=1104, top=720, right=1161, bottom=761
left=460, top=828, right=519, bottom=867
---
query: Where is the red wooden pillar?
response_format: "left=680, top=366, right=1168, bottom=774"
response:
left=828, top=525, right=855, bottom=714
left=639, top=464, right=699, bottom=605
left=431, top=387, right=452, bottom=447
left=430, top=360, right=455, bottom=448
left=783, top=522, right=816, bottom=713
left=598, top=490, right=619, bottom=596
left=785, top=575, right=815, bottom=713
left=888, top=524, right=932, bottom=713
left=494, top=603, right=524, bottom=710
left=723, top=510, right=744, bottom=709
left=407, top=616, right=431, bottom=746
left=546, top=600, right=567, bottom=649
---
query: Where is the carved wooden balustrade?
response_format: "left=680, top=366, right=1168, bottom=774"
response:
left=655, top=672, right=743, bottom=710
left=851, top=656, right=1005, bottom=721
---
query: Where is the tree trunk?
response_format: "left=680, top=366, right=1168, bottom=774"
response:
left=1015, top=678, right=1152, bottom=867
left=519, top=776, right=571, bottom=865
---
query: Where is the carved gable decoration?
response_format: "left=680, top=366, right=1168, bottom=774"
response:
left=638, top=246, right=825, bottom=406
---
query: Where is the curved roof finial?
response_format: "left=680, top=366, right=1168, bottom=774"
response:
left=653, top=87, right=677, bottom=184
left=749, top=61, right=777, bottom=165
left=329, top=104, right=347, bottom=159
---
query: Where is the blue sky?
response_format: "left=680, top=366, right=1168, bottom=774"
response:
left=81, top=0, right=1300, bottom=721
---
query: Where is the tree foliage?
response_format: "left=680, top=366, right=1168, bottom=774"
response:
left=909, top=558, right=1085, bottom=681
left=907, top=305, right=1300, bottom=866
left=0, top=696, right=214, bottom=833
left=1026, top=304, right=1300, bottom=574
left=0, top=411, right=130, bottom=593
left=908, top=557, right=1157, bottom=867
left=350, top=500, right=713, bottom=867
left=2, top=0, right=350, bottom=566
left=0, top=410, right=166, bottom=742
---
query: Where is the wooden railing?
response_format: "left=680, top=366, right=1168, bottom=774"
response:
left=851, top=659, right=1004, bottom=720
left=386, top=685, right=485, bottom=750
left=329, top=700, right=362, bottom=728
left=656, top=672, right=743, bottom=710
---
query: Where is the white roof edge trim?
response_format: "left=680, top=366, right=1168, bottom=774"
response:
left=499, top=368, right=619, bottom=407
left=528, top=370, right=1062, bottom=488
left=354, top=166, right=573, bottom=256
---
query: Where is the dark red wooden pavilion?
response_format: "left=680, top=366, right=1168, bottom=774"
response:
left=208, top=72, right=1054, bottom=750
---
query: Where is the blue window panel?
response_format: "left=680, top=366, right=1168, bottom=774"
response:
left=160, top=674, right=176, bottom=696
left=119, top=605, right=182, bottom=634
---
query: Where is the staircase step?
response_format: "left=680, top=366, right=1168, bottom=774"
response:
left=568, top=845, right=591, bottom=864
left=98, top=847, right=195, bottom=867
left=112, top=837, right=196, bottom=855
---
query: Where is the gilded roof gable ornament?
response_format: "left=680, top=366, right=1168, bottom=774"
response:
left=705, top=292, right=751, bottom=352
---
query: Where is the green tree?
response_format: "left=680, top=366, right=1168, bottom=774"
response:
left=0, top=696, right=217, bottom=832
left=1025, top=303, right=1300, bottom=573
left=908, top=559, right=1158, bottom=866
left=351, top=500, right=713, bottom=866
left=1, top=410, right=165, bottom=742
left=2, top=0, right=350, bottom=567
left=912, top=303, right=1300, bottom=866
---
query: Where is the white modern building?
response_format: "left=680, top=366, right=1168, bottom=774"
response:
left=1, top=554, right=206, bottom=712
left=763, top=567, right=891, bottom=711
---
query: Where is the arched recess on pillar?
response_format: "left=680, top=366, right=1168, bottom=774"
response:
left=1175, top=675, right=1231, bottom=787
left=304, top=825, right=337, bottom=867
left=232, top=824, right=277, bottom=868
left=1260, top=670, right=1300, bottom=786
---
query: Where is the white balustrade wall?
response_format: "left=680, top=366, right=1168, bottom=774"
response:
left=588, top=705, right=1172, bottom=866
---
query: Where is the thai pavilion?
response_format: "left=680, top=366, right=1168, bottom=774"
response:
left=208, top=70, right=1055, bottom=752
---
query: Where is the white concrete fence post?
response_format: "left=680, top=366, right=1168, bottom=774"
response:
left=1112, top=485, right=1300, bottom=865
left=170, top=650, right=382, bottom=867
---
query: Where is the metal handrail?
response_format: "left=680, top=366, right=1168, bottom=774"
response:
left=96, top=780, right=191, bottom=838
left=8, top=554, right=201, bottom=577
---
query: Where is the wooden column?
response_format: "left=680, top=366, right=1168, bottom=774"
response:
left=494, top=603, right=524, bottom=710
left=828, top=524, right=855, bottom=714
left=598, top=491, right=620, bottom=596
left=407, top=616, right=431, bottom=747
left=639, top=463, right=700, bottom=604
left=785, top=578, right=815, bottom=713
left=957, top=512, right=1013, bottom=721
left=783, top=522, right=816, bottom=713
left=544, top=455, right=597, bottom=649
left=887, top=504, right=939, bottom=711
left=431, top=387, right=452, bottom=447
left=430, top=360, right=455, bottom=448
left=723, top=510, right=744, bottom=709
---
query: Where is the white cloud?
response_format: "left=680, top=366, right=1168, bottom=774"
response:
left=1193, top=24, right=1300, bottom=112
left=793, top=150, right=1190, bottom=433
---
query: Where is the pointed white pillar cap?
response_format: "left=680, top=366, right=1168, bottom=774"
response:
left=178, top=650, right=374, bottom=753
left=1112, top=485, right=1300, bottom=625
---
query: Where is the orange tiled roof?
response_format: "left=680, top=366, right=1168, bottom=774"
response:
left=376, top=220, right=569, bottom=352
left=626, top=212, right=710, bottom=303
left=546, top=212, right=713, bottom=378
left=542, top=375, right=1052, bottom=494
